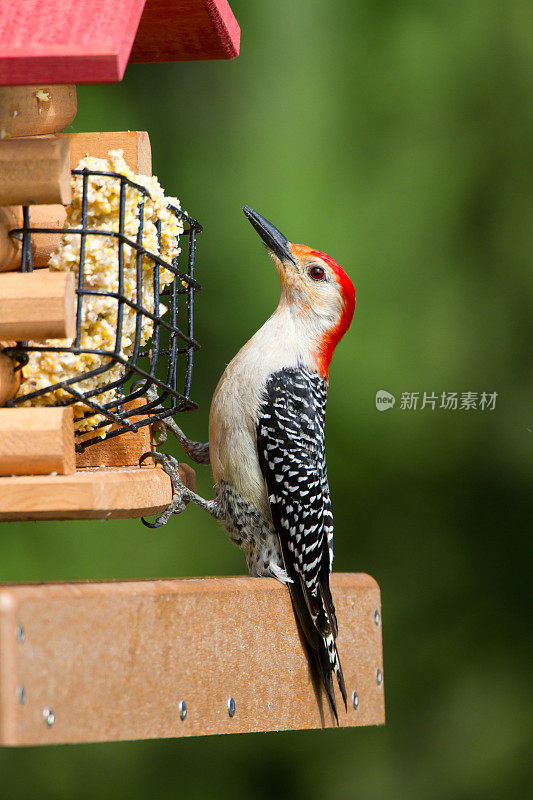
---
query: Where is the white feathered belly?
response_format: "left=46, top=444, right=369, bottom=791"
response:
left=208, top=356, right=271, bottom=520
left=208, top=304, right=317, bottom=551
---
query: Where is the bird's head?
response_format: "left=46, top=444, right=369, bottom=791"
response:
left=243, top=206, right=356, bottom=379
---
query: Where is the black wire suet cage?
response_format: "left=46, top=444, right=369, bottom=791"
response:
left=4, top=168, right=202, bottom=451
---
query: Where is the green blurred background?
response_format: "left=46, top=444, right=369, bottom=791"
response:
left=1, top=0, right=531, bottom=797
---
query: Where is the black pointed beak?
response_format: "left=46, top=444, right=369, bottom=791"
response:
left=242, top=206, right=296, bottom=264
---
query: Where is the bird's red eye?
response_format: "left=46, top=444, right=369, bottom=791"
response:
left=309, top=266, right=325, bottom=281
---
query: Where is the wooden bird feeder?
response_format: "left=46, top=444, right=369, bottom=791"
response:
left=0, top=0, right=385, bottom=745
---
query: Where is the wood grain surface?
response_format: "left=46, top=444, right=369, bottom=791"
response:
left=0, top=85, right=77, bottom=138
left=0, top=0, right=239, bottom=85
left=0, top=204, right=65, bottom=272
left=0, top=350, right=20, bottom=405
left=76, top=398, right=154, bottom=468
left=0, top=465, right=175, bottom=520
left=0, top=132, right=151, bottom=272
left=0, top=136, right=71, bottom=206
left=130, top=0, right=241, bottom=62
left=0, top=573, right=384, bottom=745
left=57, top=130, right=152, bottom=174
left=0, top=407, right=75, bottom=476
left=0, top=0, right=146, bottom=85
left=0, top=207, right=20, bottom=273
left=0, top=269, right=75, bottom=340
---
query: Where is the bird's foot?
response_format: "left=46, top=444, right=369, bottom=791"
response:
left=143, top=388, right=210, bottom=465
left=140, top=451, right=192, bottom=528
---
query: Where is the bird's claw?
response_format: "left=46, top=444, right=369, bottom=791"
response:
left=140, top=451, right=189, bottom=528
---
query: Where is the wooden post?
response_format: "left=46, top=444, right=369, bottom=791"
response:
left=0, top=85, right=77, bottom=138
left=58, top=130, right=152, bottom=174
left=0, top=269, right=76, bottom=340
left=75, top=398, right=154, bottom=468
left=0, top=132, right=152, bottom=272
left=0, top=136, right=71, bottom=206
left=0, top=204, right=66, bottom=272
left=0, top=407, right=75, bottom=476
left=0, top=207, right=20, bottom=273
left=0, top=350, right=20, bottom=405
left=0, top=574, right=384, bottom=745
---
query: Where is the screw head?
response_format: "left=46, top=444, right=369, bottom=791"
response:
left=351, top=690, right=359, bottom=710
left=227, top=697, right=236, bottom=718
left=16, top=686, right=26, bottom=705
left=376, top=668, right=383, bottom=686
left=15, top=626, right=25, bottom=643
left=373, top=609, right=380, bottom=626
left=43, top=707, right=55, bottom=727
left=178, top=700, right=187, bottom=721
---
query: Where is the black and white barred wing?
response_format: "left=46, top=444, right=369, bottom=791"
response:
left=256, top=367, right=338, bottom=645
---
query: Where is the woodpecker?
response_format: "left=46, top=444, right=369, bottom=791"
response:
left=142, top=207, right=356, bottom=719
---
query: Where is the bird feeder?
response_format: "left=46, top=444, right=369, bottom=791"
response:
left=0, top=0, right=384, bottom=745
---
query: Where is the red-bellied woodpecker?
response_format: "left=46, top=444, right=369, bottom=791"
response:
left=142, top=207, right=356, bottom=719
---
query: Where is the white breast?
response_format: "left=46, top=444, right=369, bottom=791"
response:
left=208, top=305, right=315, bottom=518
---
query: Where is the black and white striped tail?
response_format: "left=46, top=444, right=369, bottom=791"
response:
left=256, top=366, right=348, bottom=721
left=316, top=633, right=347, bottom=723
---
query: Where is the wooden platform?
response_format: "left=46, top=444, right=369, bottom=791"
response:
left=0, top=574, right=384, bottom=746
left=0, top=466, right=173, bottom=520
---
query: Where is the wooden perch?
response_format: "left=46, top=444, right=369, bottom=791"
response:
left=0, top=573, right=384, bottom=745
left=0, top=85, right=77, bottom=138
left=0, top=407, right=75, bottom=476
left=0, top=269, right=75, bottom=340
left=0, top=464, right=194, bottom=520
left=0, top=136, right=71, bottom=206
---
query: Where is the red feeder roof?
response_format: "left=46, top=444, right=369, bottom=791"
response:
left=0, top=0, right=240, bottom=86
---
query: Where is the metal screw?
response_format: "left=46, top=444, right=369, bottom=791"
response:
left=43, top=707, right=55, bottom=727
left=373, top=608, right=380, bottom=626
left=351, top=690, right=359, bottom=710
left=16, top=686, right=26, bottom=705
left=178, top=700, right=187, bottom=721
left=227, top=697, right=236, bottom=718
left=15, top=626, right=25, bottom=643
left=376, top=668, right=383, bottom=686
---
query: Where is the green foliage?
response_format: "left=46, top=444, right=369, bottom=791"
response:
left=1, top=1, right=531, bottom=797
